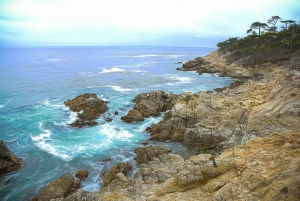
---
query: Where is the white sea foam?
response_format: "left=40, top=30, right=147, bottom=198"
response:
left=162, top=74, right=193, bottom=86
left=100, top=67, right=145, bottom=74
left=100, top=124, right=133, bottom=139
left=48, top=58, right=63, bottom=61
left=106, top=85, right=135, bottom=93
left=0, top=105, right=4, bottom=109
left=32, top=123, right=71, bottom=161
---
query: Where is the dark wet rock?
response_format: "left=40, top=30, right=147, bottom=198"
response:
left=105, top=118, right=113, bottom=123
left=102, top=162, right=132, bottom=187
left=75, top=169, right=89, bottom=181
left=141, top=142, right=149, bottom=146
left=0, top=140, right=23, bottom=174
left=179, top=57, right=209, bottom=71
left=121, top=109, right=144, bottom=123
left=214, top=79, right=246, bottom=93
left=114, top=111, right=119, bottom=115
left=134, top=145, right=172, bottom=164
left=33, top=174, right=80, bottom=201
left=64, top=93, right=108, bottom=128
left=133, top=90, right=178, bottom=118
left=102, top=158, right=111, bottom=162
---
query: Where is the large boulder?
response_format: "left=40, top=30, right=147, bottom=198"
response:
left=0, top=140, right=23, bottom=174
left=133, top=90, right=178, bottom=118
left=64, top=93, right=108, bottom=128
left=33, top=174, right=80, bottom=201
left=134, top=145, right=171, bottom=164
left=121, top=109, right=144, bottom=123
left=75, top=169, right=89, bottom=181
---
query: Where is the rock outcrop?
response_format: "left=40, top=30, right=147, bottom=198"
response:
left=133, top=90, right=178, bottom=118
left=57, top=132, right=300, bottom=201
left=33, top=174, right=80, bottom=201
left=134, top=145, right=171, bottom=164
left=121, top=109, right=144, bottom=123
left=64, top=93, right=108, bottom=128
left=102, top=162, right=132, bottom=187
left=75, top=169, right=89, bottom=181
left=0, top=140, right=23, bottom=174
left=147, top=51, right=300, bottom=154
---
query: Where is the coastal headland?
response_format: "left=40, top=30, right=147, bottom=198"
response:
left=30, top=47, right=300, bottom=200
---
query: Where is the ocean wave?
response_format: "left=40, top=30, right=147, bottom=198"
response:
left=48, top=58, right=65, bottom=61
left=0, top=105, right=4, bottom=109
left=77, top=71, right=95, bottom=76
left=99, top=67, right=145, bottom=74
left=120, top=54, right=185, bottom=58
left=31, top=122, right=72, bottom=161
left=105, top=85, right=136, bottom=93
left=100, top=124, right=133, bottom=139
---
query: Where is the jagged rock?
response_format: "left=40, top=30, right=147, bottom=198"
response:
left=134, top=145, right=171, bottom=164
left=133, top=90, right=178, bottom=117
left=0, top=140, right=23, bottom=174
left=64, top=93, right=108, bottom=128
left=105, top=118, right=113, bottom=122
left=121, top=109, right=144, bottom=123
left=33, top=174, right=80, bottom=201
left=63, top=132, right=300, bottom=201
left=102, top=162, right=132, bottom=187
left=75, top=169, right=89, bottom=181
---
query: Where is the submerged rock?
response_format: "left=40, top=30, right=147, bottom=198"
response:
left=64, top=93, right=108, bottom=128
left=0, top=140, right=23, bottom=174
left=33, top=174, right=80, bottom=201
left=75, top=169, right=89, bottom=181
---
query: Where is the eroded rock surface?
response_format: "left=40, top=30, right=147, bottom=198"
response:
left=133, top=90, right=178, bottom=118
left=121, top=109, right=144, bottom=123
left=0, top=140, right=23, bottom=174
left=102, top=162, right=132, bottom=187
left=134, top=145, right=171, bottom=164
left=57, top=132, right=300, bottom=201
left=64, top=93, right=108, bottom=128
left=33, top=174, right=80, bottom=201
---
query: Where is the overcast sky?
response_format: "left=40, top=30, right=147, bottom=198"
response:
left=0, top=0, right=299, bottom=47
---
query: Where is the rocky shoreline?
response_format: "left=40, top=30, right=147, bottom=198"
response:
left=2, top=49, right=299, bottom=200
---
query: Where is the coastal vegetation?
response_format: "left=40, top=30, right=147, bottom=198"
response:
left=217, top=16, right=300, bottom=65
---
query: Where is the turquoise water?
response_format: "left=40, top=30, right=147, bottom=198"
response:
left=0, top=46, right=232, bottom=200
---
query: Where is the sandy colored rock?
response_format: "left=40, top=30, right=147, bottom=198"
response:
left=102, top=162, right=132, bottom=187
left=134, top=145, right=171, bottom=164
left=0, top=140, right=23, bottom=174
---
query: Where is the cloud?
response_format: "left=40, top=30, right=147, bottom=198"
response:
left=0, top=0, right=299, bottom=46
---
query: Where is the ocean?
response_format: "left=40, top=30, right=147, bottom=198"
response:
left=0, top=46, right=232, bottom=200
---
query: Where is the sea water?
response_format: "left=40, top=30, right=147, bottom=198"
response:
left=0, top=46, right=232, bottom=200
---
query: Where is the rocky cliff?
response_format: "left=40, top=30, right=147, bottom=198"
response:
left=37, top=50, right=300, bottom=200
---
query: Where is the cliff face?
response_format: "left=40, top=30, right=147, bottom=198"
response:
left=56, top=132, right=300, bottom=201
left=147, top=50, right=300, bottom=151
left=41, top=50, right=300, bottom=201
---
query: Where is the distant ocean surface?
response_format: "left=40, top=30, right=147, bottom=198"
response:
left=0, top=46, right=232, bottom=200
